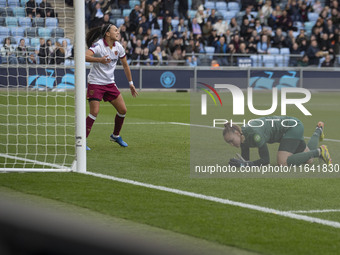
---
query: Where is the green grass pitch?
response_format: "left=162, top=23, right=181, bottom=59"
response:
left=1, top=91, right=340, bottom=254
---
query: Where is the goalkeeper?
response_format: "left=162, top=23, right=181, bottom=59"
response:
left=223, top=116, right=332, bottom=167
left=85, top=24, right=138, bottom=149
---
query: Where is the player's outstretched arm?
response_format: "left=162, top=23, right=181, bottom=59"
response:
left=121, top=56, right=139, bottom=97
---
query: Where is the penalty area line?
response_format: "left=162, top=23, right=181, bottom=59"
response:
left=84, top=171, right=340, bottom=229
left=288, top=209, right=340, bottom=214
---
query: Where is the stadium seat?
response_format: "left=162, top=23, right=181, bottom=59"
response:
left=250, top=54, right=262, bottom=67
left=204, top=1, right=215, bottom=9
left=0, top=36, right=5, bottom=44
left=35, top=0, right=42, bottom=4
left=51, top=27, right=64, bottom=38
left=122, top=9, right=132, bottom=17
left=12, top=7, right=25, bottom=17
left=204, top=46, right=215, bottom=59
left=129, top=0, right=140, bottom=8
left=0, top=0, right=6, bottom=8
left=228, top=2, right=240, bottom=12
left=171, top=19, right=179, bottom=29
left=115, top=18, right=124, bottom=28
left=0, top=26, right=10, bottom=36
left=8, top=0, right=20, bottom=7
left=251, top=11, right=258, bottom=18
left=18, top=17, right=31, bottom=27
left=38, top=27, right=52, bottom=37
left=4, top=8, right=14, bottom=17
left=30, top=37, right=40, bottom=47
left=20, top=0, right=29, bottom=6
left=0, top=17, right=4, bottom=26
left=222, top=11, right=236, bottom=20
left=308, top=12, right=319, bottom=22
left=275, top=55, right=284, bottom=67
left=110, top=9, right=122, bottom=18
left=5, top=17, right=18, bottom=27
left=304, top=21, right=314, bottom=35
left=25, top=27, right=37, bottom=37
left=268, top=47, right=279, bottom=55
left=45, top=17, right=58, bottom=28
left=262, top=55, right=275, bottom=67
left=10, top=26, right=24, bottom=36
left=216, top=2, right=227, bottom=10
left=32, top=17, right=45, bottom=27
left=189, top=10, right=196, bottom=18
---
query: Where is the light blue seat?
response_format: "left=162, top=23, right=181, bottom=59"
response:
left=216, top=2, right=227, bottom=10
left=51, top=27, right=64, bottom=37
left=122, top=9, right=132, bottom=17
left=205, top=46, right=215, bottom=59
left=14, top=36, right=29, bottom=45
left=228, top=2, right=240, bottom=12
left=45, top=17, right=58, bottom=28
left=0, top=27, right=10, bottom=37
left=268, top=47, right=279, bottom=55
left=250, top=55, right=262, bottom=67
left=0, top=0, right=6, bottom=8
left=8, top=0, right=20, bottom=7
left=30, top=37, right=40, bottom=47
left=115, top=18, right=124, bottom=28
left=204, top=1, right=215, bottom=9
left=222, top=11, right=236, bottom=20
left=12, top=7, right=25, bottom=17
left=18, top=17, right=31, bottom=27
left=262, top=55, right=275, bottom=67
left=308, top=12, right=319, bottom=22
left=10, top=26, right=25, bottom=36
left=275, top=55, right=284, bottom=67
left=38, top=27, right=52, bottom=37
left=25, top=27, right=37, bottom=37
left=5, top=17, right=18, bottom=27
left=129, top=0, right=140, bottom=8
left=57, top=37, right=71, bottom=45
left=171, top=19, right=179, bottom=29
left=32, top=17, right=45, bottom=27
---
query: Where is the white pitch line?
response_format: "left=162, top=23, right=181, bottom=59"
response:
left=84, top=171, right=340, bottom=229
left=288, top=209, right=340, bottom=214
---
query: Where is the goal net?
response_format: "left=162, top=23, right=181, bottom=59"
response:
left=0, top=0, right=86, bottom=172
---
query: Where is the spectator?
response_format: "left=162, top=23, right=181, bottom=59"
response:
left=36, top=38, right=48, bottom=64
left=213, top=17, right=228, bottom=36
left=176, top=18, right=188, bottom=38
left=330, top=8, right=340, bottom=26
left=129, top=4, right=142, bottom=32
left=324, top=18, right=336, bottom=36
left=254, top=19, right=262, bottom=34
left=289, top=42, right=301, bottom=66
left=300, top=2, right=309, bottom=22
left=297, top=54, right=309, bottom=66
left=144, top=4, right=159, bottom=29
left=117, top=0, right=130, bottom=10
left=240, top=18, right=253, bottom=41
left=214, top=36, right=228, bottom=66
left=195, top=5, right=208, bottom=28
left=284, top=29, right=295, bottom=49
left=170, top=45, right=186, bottom=66
left=229, top=18, right=241, bottom=34
left=62, top=40, right=72, bottom=60
left=99, top=13, right=111, bottom=27
left=207, top=9, right=218, bottom=25
left=306, top=39, right=322, bottom=65
left=319, top=32, right=334, bottom=54
left=152, top=45, right=168, bottom=65
left=259, top=0, right=273, bottom=25
left=287, top=0, right=302, bottom=22
left=191, top=0, right=204, bottom=10
left=237, top=42, right=249, bottom=54
left=231, top=34, right=242, bottom=52
left=140, top=47, right=152, bottom=65
left=138, top=15, right=150, bottom=34
left=162, top=16, right=174, bottom=37
left=130, top=46, right=142, bottom=65
left=257, top=34, right=270, bottom=53
left=17, top=39, right=28, bottom=64
left=271, top=27, right=286, bottom=48
left=202, top=20, right=213, bottom=40
left=88, top=1, right=111, bottom=28
left=49, top=41, right=65, bottom=65
left=210, top=59, right=220, bottom=68
left=296, top=29, right=308, bottom=46
left=148, top=35, right=160, bottom=53
left=321, top=54, right=335, bottom=67
left=267, top=10, right=279, bottom=30
left=178, top=0, right=188, bottom=19
left=299, top=38, right=309, bottom=54
left=163, top=0, right=175, bottom=18
left=1, top=37, right=17, bottom=64
left=38, top=0, right=56, bottom=18
left=191, top=17, right=202, bottom=36
left=186, top=55, right=197, bottom=66
left=25, top=0, right=38, bottom=17
left=279, top=10, right=293, bottom=32
left=120, top=24, right=130, bottom=42
left=313, top=0, right=323, bottom=14
left=243, top=6, right=256, bottom=27
left=207, top=29, right=218, bottom=46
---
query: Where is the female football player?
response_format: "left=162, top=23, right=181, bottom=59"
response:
left=223, top=116, right=332, bottom=166
left=85, top=24, right=138, bottom=149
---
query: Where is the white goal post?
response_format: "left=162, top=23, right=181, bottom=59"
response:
left=0, top=0, right=86, bottom=172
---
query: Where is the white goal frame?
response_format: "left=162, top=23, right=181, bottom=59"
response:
left=0, top=1, right=86, bottom=173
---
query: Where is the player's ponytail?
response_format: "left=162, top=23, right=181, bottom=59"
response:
left=86, top=24, right=113, bottom=48
left=223, top=122, right=242, bottom=136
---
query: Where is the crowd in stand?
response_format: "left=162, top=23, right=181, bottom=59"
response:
left=0, top=0, right=68, bottom=65
left=85, top=0, right=340, bottom=67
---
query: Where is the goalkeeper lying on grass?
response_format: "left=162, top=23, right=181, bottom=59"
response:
left=223, top=116, right=332, bottom=167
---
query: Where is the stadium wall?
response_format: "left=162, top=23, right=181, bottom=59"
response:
left=1, top=66, right=340, bottom=90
